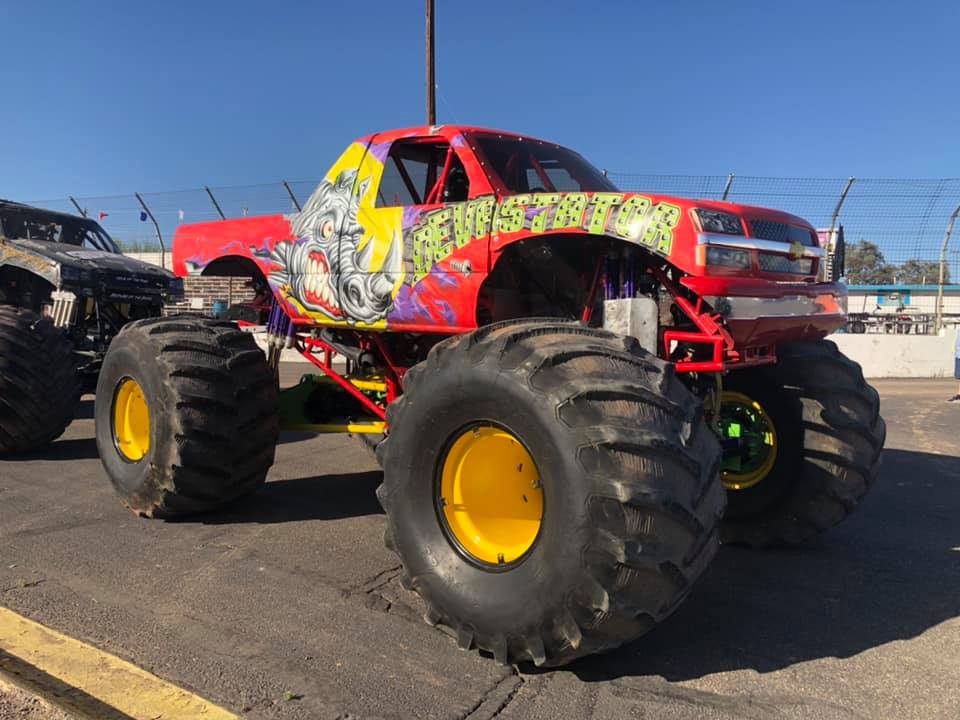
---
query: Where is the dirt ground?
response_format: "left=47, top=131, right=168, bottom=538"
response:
left=0, top=678, right=69, bottom=720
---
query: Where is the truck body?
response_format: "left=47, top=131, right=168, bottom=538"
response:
left=173, top=125, right=845, bottom=369
left=92, top=125, right=882, bottom=668
left=0, top=200, right=182, bottom=382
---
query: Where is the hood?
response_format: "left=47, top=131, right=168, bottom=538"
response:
left=8, top=239, right=175, bottom=279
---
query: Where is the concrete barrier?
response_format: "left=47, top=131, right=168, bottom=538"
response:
left=828, top=328, right=959, bottom=378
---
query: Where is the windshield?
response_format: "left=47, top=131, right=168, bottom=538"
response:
left=0, top=206, right=120, bottom=253
left=473, top=134, right=619, bottom=194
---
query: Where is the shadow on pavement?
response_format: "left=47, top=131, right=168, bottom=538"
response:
left=278, top=431, right=321, bottom=445
left=570, top=448, right=960, bottom=682
left=7, top=437, right=100, bottom=461
left=184, top=470, right=385, bottom=525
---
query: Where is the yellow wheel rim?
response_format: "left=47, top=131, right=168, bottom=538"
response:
left=438, top=425, right=544, bottom=567
left=113, top=378, right=151, bottom=462
left=718, top=391, right=778, bottom=491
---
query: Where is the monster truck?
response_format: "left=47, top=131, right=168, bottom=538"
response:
left=92, top=126, right=884, bottom=666
left=0, top=200, right=182, bottom=455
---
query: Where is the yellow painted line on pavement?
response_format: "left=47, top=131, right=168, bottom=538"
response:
left=0, top=605, right=237, bottom=719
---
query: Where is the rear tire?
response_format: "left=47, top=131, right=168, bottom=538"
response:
left=377, top=319, right=724, bottom=666
left=0, top=306, right=80, bottom=456
left=94, top=317, right=278, bottom=518
left=720, top=340, right=885, bottom=546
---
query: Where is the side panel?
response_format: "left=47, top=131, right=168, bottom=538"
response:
left=174, top=187, right=692, bottom=332
left=0, top=239, right=59, bottom=286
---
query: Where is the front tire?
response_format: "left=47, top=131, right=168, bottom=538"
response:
left=94, top=317, right=278, bottom=517
left=720, top=340, right=885, bottom=546
left=377, top=320, right=724, bottom=666
left=0, top=306, right=80, bottom=456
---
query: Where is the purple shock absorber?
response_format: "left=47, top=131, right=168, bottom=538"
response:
left=623, top=249, right=636, bottom=298
left=605, top=253, right=619, bottom=300
left=267, top=301, right=281, bottom=335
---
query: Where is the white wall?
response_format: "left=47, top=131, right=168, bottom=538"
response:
left=126, top=252, right=172, bottom=270
left=828, top=328, right=959, bottom=378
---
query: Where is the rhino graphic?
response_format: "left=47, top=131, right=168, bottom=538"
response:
left=270, top=170, right=401, bottom=324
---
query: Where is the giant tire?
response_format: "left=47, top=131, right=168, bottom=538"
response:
left=376, top=319, right=725, bottom=667
left=0, top=306, right=80, bottom=456
left=721, top=340, right=885, bottom=546
left=94, top=317, right=278, bottom=518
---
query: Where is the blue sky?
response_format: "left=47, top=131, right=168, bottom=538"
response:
left=2, top=0, right=958, bottom=200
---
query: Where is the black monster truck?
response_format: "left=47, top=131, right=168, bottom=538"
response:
left=0, top=200, right=182, bottom=455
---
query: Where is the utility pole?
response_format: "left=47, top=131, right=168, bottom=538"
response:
left=426, top=0, right=436, bottom=125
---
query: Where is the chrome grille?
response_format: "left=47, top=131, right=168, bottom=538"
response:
left=758, top=254, right=813, bottom=274
left=749, top=219, right=816, bottom=246
left=749, top=219, right=789, bottom=242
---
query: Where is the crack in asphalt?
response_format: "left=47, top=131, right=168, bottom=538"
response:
left=462, top=670, right=523, bottom=720
left=609, top=676, right=872, bottom=720
left=0, top=579, right=46, bottom=594
left=345, top=565, right=402, bottom=595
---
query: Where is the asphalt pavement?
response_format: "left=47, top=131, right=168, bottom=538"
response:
left=1, top=369, right=958, bottom=719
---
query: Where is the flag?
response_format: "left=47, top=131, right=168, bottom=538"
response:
left=98, top=211, right=108, bottom=220
left=139, top=211, right=148, bottom=222
left=178, top=210, right=184, bottom=221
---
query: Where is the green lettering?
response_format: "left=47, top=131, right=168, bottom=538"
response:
left=614, top=195, right=652, bottom=239
left=529, top=193, right=561, bottom=233
left=430, top=209, right=454, bottom=263
left=552, top=193, right=587, bottom=230
left=452, top=202, right=474, bottom=248
left=586, top=192, right=624, bottom=234
left=413, top=223, right=433, bottom=281
left=495, top=194, right=530, bottom=234
left=473, top=197, right=495, bottom=238
left=643, top=203, right=681, bottom=255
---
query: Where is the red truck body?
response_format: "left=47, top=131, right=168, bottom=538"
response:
left=173, top=125, right=845, bottom=371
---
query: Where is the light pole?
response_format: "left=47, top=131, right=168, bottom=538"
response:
left=426, top=0, right=436, bottom=125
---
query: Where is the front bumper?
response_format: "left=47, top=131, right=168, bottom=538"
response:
left=681, top=276, right=848, bottom=349
left=706, top=291, right=846, bottom=321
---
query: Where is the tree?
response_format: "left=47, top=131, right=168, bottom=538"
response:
left=895, top=259, right=948, bottom=285
left=845, top=240, right=895, bottom=284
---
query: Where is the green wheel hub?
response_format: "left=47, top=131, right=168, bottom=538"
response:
left=717, top=391, right=778, bottom=491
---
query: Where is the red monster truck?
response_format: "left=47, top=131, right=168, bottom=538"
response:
left=93, top=126, right=884, bottom=666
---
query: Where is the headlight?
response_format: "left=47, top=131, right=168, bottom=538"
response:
left=706, top=247, right=751, bottom=269
left=695, top=209, right=744, bottom=235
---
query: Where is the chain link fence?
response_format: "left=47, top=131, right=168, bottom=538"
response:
left=609, top=174, right=960, bottom=286
left=28, top=174, right=960, bottom=285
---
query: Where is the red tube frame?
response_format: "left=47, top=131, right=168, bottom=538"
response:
left=299, top=336, right=388, bottom=421
left=649, top=266, right=733, bottom=373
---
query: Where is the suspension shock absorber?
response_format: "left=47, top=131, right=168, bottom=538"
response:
left=604, top=249, right=620, bottom=300
left=622, top=246, right=636, bottom=299
left=265, top=299, right=289, bottom=368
